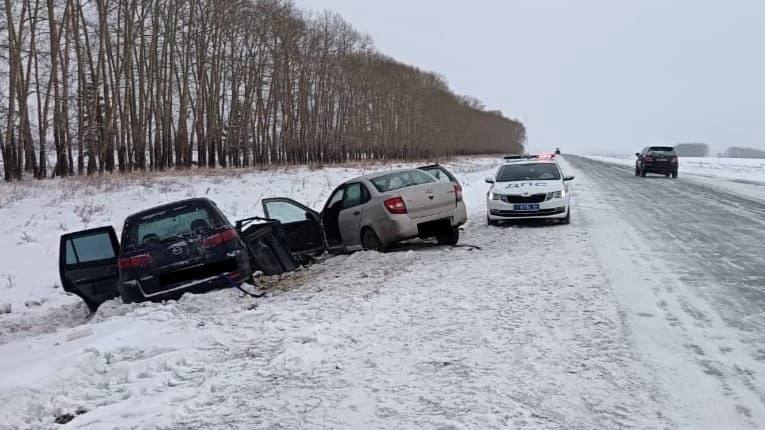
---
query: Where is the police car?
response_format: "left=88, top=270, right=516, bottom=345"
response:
left=486, top=157, right=574, bottom=225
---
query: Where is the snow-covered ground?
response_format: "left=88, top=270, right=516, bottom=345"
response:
left=0, top=156, right=762, bottom=428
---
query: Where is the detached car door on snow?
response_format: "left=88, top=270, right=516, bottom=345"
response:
left=59, top=226, right=120, bottom=311
left=262, top=198, right=325, bottom=256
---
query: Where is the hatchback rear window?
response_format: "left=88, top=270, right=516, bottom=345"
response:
left=648, top=147, right=676, bottom=155
left=124, top=203, right=223, bottom=248
left=419, top=166, right=455, bottom=183
left=371, top=170, right=436, bottom=193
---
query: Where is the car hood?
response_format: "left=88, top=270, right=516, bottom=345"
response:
left=493, top=180, right=563, bottom=194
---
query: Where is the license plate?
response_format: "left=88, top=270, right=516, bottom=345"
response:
left=657, top=158, right=667, bottom=162
left=514, top=204, right=539, bottom=211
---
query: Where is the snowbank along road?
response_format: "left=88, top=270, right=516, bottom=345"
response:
left=0, top=156, right=763, bottom=428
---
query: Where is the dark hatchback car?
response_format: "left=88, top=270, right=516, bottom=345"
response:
left=59, top=198, right=252, bottom=311
left=635, top=146, right=679, bottom=178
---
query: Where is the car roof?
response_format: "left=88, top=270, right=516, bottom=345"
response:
left=126, top=198, right=215, bottom=220
left=351, top=168, right=422, bottom=182
left=502, top=159, right=558, bottom=166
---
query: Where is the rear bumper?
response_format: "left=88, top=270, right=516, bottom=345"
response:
left=487, top=197, right=569, bottom=220
left=643, top=163, right=677, bottom=173
left=121, top=253, right=251, bottom=302
left=375, top=202, right=467, bottom=244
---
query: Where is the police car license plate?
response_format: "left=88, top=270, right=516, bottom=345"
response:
left=514, top=204, right=539, bottom=211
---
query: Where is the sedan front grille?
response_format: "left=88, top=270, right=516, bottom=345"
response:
left=500, top=193, right=547, bottom=204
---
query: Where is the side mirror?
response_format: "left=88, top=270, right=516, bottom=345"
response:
left=635, top=153, right=641, bottom=157
left=563, top=176, right=575, bottom=182
left=485, top=177, right=495, bottom=184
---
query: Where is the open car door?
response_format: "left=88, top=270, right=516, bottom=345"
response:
left=59, top=226, right=121, bottom=312
left=262, top=198, right=326, bottom=257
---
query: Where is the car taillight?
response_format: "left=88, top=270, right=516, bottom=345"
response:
left=202, top=228, right=238, bottom=247
left=454, top=183, right=463, bottom=203
left=118, top=254, right=152, bottom=270
left=384, top=197, right=407, bottom=214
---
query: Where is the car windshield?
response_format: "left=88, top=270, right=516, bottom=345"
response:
left=648, top=147, right=676, bottom=155
left=124, top=203, right=223, bottom=248
left=371, top=170, right=436, bottom=192
left=497, top=163, right=561, bottom=182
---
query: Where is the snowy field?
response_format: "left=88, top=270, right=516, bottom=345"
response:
left=0, top=156, right=762, bottom=428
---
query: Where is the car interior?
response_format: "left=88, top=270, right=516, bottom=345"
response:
left=323, top=187, right=345, bottom=247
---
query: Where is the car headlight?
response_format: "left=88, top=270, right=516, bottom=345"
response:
left=488, top=191, right=500, bottom=200
left=545, top=190, right=566, bottom=201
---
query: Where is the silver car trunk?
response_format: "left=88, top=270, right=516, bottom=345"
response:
left=398, top=182, right=456, bottom=219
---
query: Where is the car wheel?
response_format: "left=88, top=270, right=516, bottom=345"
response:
left=635, top=166, right=640, bottom=176
left=361, top=228, right=384, bottom=251
left=560, top=210, right=571, bottom=225
left=640, top=167, right=647, bottom=177
left=117, top=283, right=138, bottom=305
left=672, top=170, right=678, bottom=179
left=436, top=227, right=460, bottom=246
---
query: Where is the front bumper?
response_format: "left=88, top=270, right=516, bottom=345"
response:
left=487, top=197, right=569, bottom=220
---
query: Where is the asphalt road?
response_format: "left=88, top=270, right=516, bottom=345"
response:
left=567, top=155, right=765, bottom=425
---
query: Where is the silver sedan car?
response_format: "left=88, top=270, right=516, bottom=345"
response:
left=262, top=165, right=467, bottom=253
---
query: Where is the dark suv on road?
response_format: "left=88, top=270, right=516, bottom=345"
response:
left=59, top=198, right=252, bottom=311
left=635, top=146, right=679, bottom=178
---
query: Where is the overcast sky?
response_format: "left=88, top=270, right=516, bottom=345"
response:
left=293, top=0, right=765, bottom=154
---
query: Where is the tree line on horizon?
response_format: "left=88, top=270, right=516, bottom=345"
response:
left=0, top=0, right=525, bottom=181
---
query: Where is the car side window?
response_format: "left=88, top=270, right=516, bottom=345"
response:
left=65, top=233, right=116, bottom=264
left=342, top=183, right=364, bottom=209
left=360, top=183, right=371, bottom=204
left=265, top=201, right=311, bottom=224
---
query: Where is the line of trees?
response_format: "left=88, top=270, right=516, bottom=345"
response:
left=674, top=143, right=709, bottom=157
left=0, top=0, right=525, bottom=181
left=723, top=147, right=765, bottom=159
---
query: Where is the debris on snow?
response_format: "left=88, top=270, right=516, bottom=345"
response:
left=66, top=327, right=93, bottom=342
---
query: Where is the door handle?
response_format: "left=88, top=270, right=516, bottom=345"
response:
left=353, top=211, right=361, bottom=216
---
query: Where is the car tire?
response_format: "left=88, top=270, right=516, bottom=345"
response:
left=487, top=216, right=499, bottom=226
left=640, top=167, right=647, bottom=177
left=560, top=210, right=571, bottom=225
left=117, top=283, right=138, bottom=305
left=635, top=166, right=640, bottom=176
left=672, top=170, right=678, bottom=179
left=361, top=228, right=385, bottom=251
left=436, top=227, right=460, bottom=246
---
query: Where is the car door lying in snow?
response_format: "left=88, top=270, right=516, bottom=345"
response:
left=261, top=198, right=326, bottom=257
left=59, top=226, right=120, bottom=312
left=236, top=217, right=297, bottom=275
